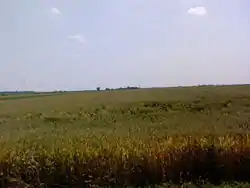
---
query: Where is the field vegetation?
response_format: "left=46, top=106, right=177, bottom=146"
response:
left=0, top=85, right=250, bottom=187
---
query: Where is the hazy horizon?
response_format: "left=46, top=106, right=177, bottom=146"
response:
left=1, top=84, right=250, bottom=93
left=1, top=0, right=250, bottom=91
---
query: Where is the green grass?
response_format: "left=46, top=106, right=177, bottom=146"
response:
left=0, top=85, right=250, bottom=187
left=0, top=92, right=64, bottom=101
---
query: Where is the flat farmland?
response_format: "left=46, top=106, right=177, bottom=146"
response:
left=1, top=85, right=250, bottom=187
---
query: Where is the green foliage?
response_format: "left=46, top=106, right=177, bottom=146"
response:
left=0, top=85, right=250, bottom=187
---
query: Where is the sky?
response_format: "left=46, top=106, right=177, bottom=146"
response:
left=0, top=0, right=250, bottom=91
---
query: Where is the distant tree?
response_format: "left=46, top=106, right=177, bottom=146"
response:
left=96, top=87, right=100, bottom=91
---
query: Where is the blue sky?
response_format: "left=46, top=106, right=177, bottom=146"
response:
left=1, top=0, right=250, bottom=91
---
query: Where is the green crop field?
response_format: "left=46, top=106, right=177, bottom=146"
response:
left=1, top=85, right=250, bottom=187
left=0, top=92, right=64, bottom=101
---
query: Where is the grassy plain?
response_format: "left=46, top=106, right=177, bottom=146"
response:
left=0, top=85, right=250, bottom=187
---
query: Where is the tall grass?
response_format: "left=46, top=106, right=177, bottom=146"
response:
left=1, top=134, right=250, bottom=187
left=0, top=85, right=250, bottom=187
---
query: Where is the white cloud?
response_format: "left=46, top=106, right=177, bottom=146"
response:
left=68, top=34, right=85, bottom=43
left=187, top=6, right=207, bottom=16
left=51, top=7, right=61, bottom=15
